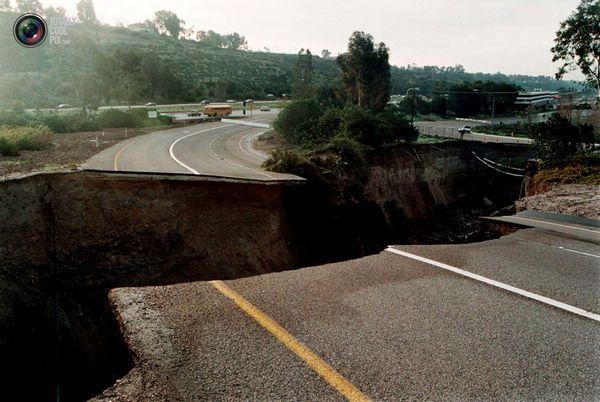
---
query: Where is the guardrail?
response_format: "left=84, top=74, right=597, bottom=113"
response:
left=221, top=119, right=271, bottom=129
left=455, top=117, right=491, bottom=125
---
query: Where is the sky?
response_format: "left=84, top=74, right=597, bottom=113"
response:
left=39, top=0, right=583, bottom=79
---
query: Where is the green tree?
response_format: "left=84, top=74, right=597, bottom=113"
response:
left=448, top=81, right=519, bottom=117
left=532, top=113, right=595, bottom=165
left=76, top=0, right=97, bottom=23
left=15, top=0, right=42, bottom=12
left=273, top=99, right=322, bottom=145
left=337, top=31, right=390, bottom=111
left=196, top=30, right=224, bottom=47
left=321, top=49, right=331, bottom=58
left=377, top=105, right=419, bottom=143
left=552, top=0, right=600, bottom=97
left=430, top=95, right=448, bottom=116
left=223, top=33, right=248, bottom=50
left=292, top=49, right=315, bottom=99
left=154, top=10, right=184, bottom=38
left=93, top=48, right=150, bottom=107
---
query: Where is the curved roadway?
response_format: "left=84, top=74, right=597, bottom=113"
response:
left=85, top=111, right=301, bottom=181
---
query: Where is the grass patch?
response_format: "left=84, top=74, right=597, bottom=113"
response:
left=474, top=122, right=537, bottom=138
left=0, top=126, right=53, bottom=156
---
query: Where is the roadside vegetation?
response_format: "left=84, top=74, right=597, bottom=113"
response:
left=531, top=155, right=600, bottom=191
left=0, top=126, right=53, bottom=156
left=0, top=107, right=173, bottom=133
left=523, top=112, right=600, bottom=188
left=264, top=32, right=420, bottom=199
left=0, top=107, right=173, bottom=159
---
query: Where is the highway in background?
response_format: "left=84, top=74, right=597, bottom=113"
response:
left=416, top=109, right=596, bottom=145
left=85, top=110, right=302, bottom=181
left=415, top=120, right=534, bottom=144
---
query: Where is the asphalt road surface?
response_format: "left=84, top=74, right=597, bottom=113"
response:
left=110, top=218, right=600, bottom=400
left=85, top=111, right=301, bottom=181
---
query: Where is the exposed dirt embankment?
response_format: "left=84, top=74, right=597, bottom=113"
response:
left=0, top=172, right=299, bottom=401
left=285, top=142, right=529, bottom=265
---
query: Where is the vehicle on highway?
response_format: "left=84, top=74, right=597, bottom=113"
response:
left=203, top=104, right=233, bottom=117
left=56, top=104, right=72, bottom=109
left=200, top=100, right=210, bottom=105
left=226, top=99, right=237, bottom=104
left=145, top=102, right=157, bottom=107
left=458, top=126, right=472, bottom=139
left=260, top=106, right=271, bottom=112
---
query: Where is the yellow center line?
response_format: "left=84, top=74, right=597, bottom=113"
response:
left=113, top=142, right=133, bottom=171
left=210, top=280, right=370, bottom=402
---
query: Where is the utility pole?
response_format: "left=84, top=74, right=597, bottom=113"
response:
left=491, top=94, right=496, bottom=133
left=409, top=87, right=419, bottom=125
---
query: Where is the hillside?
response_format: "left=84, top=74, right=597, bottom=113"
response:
left=0, top=10, right=585, bottom=109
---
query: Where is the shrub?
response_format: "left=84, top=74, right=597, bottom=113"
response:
left=0, top=126, right=53, bottom=156
left=33, top=113, right=99, bottom=133
left=318, top=136, right=368, bottom=167
left=341, top=106, right=381, bottom=147
left=96, top=109, right=141, bottom=129
left=313, top=107, right=344, bottom=144
left=532, top=154, right=600, bottom=191
left=0, top=137, right=19, bottom=156
left=262, top=149, right=316, bottom=177
left=0, top=111, right=29, bottom=127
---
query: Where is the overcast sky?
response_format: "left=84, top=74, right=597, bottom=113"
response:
left=40, top=0, right=582, bottom=79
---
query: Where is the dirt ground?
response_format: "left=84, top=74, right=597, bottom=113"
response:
left=0, top=128, right=153, bottom=179
left=516, top=184, right=600, bottom=220
left=252, top=131, right=287, bottom=155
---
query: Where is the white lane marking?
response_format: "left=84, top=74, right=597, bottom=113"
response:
left=169, top=125, right=229, bottom=174
left=385, top=247, right=600, bottom=322
left=238, top=130, right=270, bottom=162
left=523, top=239, right=600, bottom=259
left=208, top=130, right=277, bottom=180
left=508, top=216, right=600, bottom=235
left=554, top=246, right=600, bottom=259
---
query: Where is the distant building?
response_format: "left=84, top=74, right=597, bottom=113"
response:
left=515, top=91, right=559, bottom=108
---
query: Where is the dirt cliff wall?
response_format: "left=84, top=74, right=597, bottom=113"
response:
left=285, top=142, right=529, bottom=264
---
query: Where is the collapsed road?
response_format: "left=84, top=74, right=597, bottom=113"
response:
left=99, top=215, right=599, bottom=401
left=2, top=109, right=597, bottom=401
